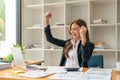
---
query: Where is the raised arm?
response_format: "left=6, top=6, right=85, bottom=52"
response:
left=44, top=12, right=66, bottom=47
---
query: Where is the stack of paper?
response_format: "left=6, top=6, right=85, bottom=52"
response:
left=0, top=62, right=11, bottom=70
left=83, top=68, right=112, bottom=80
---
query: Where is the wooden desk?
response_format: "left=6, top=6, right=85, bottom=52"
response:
left=111, top=70, right=120, bottom=80
left=0, top=68, right=120, bottom=80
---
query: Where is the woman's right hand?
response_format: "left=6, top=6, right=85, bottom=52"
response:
left=45, top=12, right=52, bottom=19
left=45, top=12, right=52, bottom=27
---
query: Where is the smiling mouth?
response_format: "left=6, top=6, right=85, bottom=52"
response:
left=72, top=34, right=76, bottom=36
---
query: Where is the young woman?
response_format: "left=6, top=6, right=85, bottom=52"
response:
left=44, top=12, right=94, bottom=68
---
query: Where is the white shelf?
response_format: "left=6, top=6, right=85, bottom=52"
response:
left=90, top=23, right=116, bottom=27
left=66, top=0, right=88, bottom=2
left=90, top=0, right=115, bottom=4
left=26, top=48, right=63, bottom=52
left=26, top=27, right=43, bottom=30
left=44, top=49, right=62, bottom=51
left=44, top=2, right=64, bottom=8
left=65, top=25, right=70, bottom=28
left=26, top=48, right=44, bottom=51
left=51, top=25, right=65, bottom=28
left=94, top=49, right=116, bottom=52
left=65, top=0, right=88, bottom=6
left=54, top=49, right=62, bottom=51
left=44, top=0, right=64, bottom=4
left=25, top=4, right=42, bottom=9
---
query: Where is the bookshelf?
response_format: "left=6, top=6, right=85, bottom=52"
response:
left=22, top=0, right=120, bottom=68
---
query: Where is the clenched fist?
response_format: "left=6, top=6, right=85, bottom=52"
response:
left=45, top=12, right=52, bottom=19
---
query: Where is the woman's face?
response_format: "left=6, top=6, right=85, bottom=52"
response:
left=70, top=23, right=81, bottom=40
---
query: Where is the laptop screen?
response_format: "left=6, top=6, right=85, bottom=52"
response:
left=11, top=47, right=27, bottom=70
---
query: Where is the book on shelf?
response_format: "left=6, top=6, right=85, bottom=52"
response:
left=94, top=42, right=106, bottom=49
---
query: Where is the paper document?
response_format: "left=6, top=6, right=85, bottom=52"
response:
left=19, top=70, right=54, bottom=78
left=49, top=72, right=84, bottom=80
left=45, top=66, right=67, bottom=73
left=83, top=68, right=112, bottom=80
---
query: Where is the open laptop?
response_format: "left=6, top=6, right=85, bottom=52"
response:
left=11, top=47, right=54, bottom=78
left=11, top=47, right=43, bottom=70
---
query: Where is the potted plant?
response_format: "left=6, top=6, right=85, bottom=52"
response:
left=13, top=43, right=25, bottom=54
left=1, top=44, right=25, bottom=62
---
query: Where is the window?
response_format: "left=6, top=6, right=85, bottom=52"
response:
left=0, top=0, right=5, bottom=40
left=0, top=0, right=20, bottom=57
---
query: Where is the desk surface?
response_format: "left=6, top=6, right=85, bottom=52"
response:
left=0, top=67, right=120, bottom=80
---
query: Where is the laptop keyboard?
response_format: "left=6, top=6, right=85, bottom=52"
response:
left=27, top=64, right=40, bottom=70
left=27, top=64, right=47, bottom=70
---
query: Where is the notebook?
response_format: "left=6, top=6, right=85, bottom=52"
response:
left=11, top=47, right=43, bottom=70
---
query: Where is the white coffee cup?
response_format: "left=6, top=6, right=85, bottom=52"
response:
left=116, top=62, right=120, bottom=70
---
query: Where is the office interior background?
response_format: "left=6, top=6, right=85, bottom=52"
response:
left=0, top=0, right=120, bottom=68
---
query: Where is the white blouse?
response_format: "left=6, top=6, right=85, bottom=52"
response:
left=65, top=39, right=80, bottom=68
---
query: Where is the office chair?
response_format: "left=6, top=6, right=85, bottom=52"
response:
left=88, top=55, right=104, bottom=68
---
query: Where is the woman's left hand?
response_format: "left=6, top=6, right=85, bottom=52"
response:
left=79, top=26, right=87, bottom=39
left=79, top=26, right=87, bottom=45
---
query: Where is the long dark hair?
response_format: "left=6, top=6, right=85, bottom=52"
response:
left=64, top=19, right=90, bottom=58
